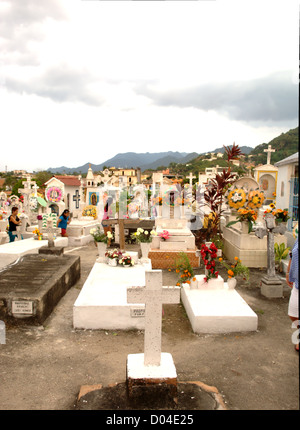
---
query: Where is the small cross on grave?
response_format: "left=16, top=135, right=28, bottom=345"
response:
left=42, top=214, right=58, bottom=247
left=255, top=212, right=286, bottom=297
left=126, top=270, right=180, bottom=399
left=73, top=189, right=81, bottom=209
left=264, top=144, right=275, bottom=165
left=186, top=172, right=196, bottom=187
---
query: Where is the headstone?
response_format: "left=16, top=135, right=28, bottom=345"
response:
left=186, top=172, right=196, bottom=187
left=126, top=270, right=180, bottom=399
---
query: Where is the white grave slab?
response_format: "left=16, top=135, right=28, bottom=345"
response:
left=68, top=219, right=100, bottom=246
left=181, top=284, right=258, bottom=334
left=73, top=261, right=152, bottom=330
left=0, top=237, right=68, bottom=270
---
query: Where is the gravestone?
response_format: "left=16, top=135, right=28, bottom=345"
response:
left=39, top=213, right=64, bottom=256
left=126, top=270, right=180, bottom=399
left=255, top=212, right=286, bottom=297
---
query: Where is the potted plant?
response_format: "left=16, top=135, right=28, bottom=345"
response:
left=131, top=228, right=157, bottom=259
left=274, top=242, right=290, bottom=273
left=118, top=253, right=135, bottom=267
left=105, top=248, right=122, bottom=266
left=90, top=227, right=113, bottom=258
left=219, top=256, right=249, bottom=289
left=272, top=208, right=290, bottom=225
left=226, top=207, right=258, bottom=233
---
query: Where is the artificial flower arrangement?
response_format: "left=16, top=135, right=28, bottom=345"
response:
left=200, top=242, right=219, bottom=282
left=247, top=189, right=265, bottom=209
left=219, top=256, right=249, bottom=281
left=105, top=248, right=123, bottom=260
left=226, top=207, right=258, bottom=233
left=118, top=253, right=135, bottom=267
left=226, top=187, right=247, bottom=210
left=82, top=205, right=97, bottom=219
left=90, top=227, right=113, bottom=243
left=37, top=214, right=43, bottom=221
left=131, top=228, right=157, bottom=243
left=159, top=230, right=170, bottom=241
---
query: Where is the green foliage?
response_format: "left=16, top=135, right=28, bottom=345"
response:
left=274, top=242, right=290, bottom=272
left=174, top=252, right=195, bottom=286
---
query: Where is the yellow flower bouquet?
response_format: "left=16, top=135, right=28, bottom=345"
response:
left=226, top=207, right=258, bottom=233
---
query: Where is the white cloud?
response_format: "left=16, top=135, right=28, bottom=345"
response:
left=0, top=0, right=298, bottom=172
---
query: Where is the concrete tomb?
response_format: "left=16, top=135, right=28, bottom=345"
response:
left=180, top=275, right=258, bottom=334
left=73, top=260, right=152, bottom=330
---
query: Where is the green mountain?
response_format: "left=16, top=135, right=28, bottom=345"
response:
left=249, top=127, right=298, bottom=165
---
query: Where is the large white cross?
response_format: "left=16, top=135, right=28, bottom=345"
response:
left=264, top=144, right=275, bottom=165
left=186, top=172, right=196, bottom=187
left=127, top=270, right=180, bottom=366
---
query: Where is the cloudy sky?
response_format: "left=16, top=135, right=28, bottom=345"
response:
left=0, top=0, right=298, bottom=172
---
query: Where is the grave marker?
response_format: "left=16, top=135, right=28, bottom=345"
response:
left=255, top=212, right=286, bottom=297
left=264, top=144, right=275, bottom=165
left=127, top=270, right=180, bottom=366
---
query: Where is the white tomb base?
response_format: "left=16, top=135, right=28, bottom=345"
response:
left=67, top=218, right=100, bottom=246
left=73, top=260, right=152, bottom=330
left=181, top=283, right=258, bottom=334
left=127, top=352, right=177, bottom=380
left=0, top=237, right=68, bottom=270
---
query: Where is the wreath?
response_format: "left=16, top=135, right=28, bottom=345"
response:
left=247, top=189, right=265, bottom=209
left=46, top=186, right=63, bottom=203
left=226, top=187, right=247, bottom=210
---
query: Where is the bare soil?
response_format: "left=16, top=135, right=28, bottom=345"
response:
left=0, top=242, right=298, bottom=411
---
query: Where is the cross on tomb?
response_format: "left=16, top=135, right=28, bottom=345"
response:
left=73, top=189, right=81, bottom=209
left=127, top=270, right=180, bottom=366
left=264, top=144, right=275, bottom=165
left=186, top=172, right=196, bottom=187
left=42, top=214, right=58, bottom=247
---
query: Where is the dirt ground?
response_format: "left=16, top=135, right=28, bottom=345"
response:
left=0, top=241, right=298, bottom=411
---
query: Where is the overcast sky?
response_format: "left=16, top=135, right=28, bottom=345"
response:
left=0, top=0, right=298, bottom=173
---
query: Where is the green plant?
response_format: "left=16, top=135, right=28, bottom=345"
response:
left=131, top=228, right=157, bottom=243
left=211, top=234, right=224, bottom=251
left=90, top=227, right=113, bottom=243
left=174, top=252, right=195, bottom=286
left=219, top=256, right=250, bottom=281
left=274, top=242, right=290, bottom=272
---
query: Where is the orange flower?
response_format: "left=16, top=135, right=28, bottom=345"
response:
left=176, top=269, right=180, bottom=273
left=228, top=269, right=234, bottom=277
left=219, top=257, right=223, bottom=262
left=192, top=277, right=196, bottom=281
left=234, top=257, right=239, bottom=261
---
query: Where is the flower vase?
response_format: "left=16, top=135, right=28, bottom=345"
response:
left=97, top=242, right=107, bottom=258
left=140, top=242, right=151, bottom=259
left=108, top=258, right=118, bottom=267
left=190, top=277, right=198, bottom=289
left=241, top=221, right=249, bottom=234
left=227, top=277, right=237, bottom=289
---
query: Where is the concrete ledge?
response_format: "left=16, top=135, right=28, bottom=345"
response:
left=0, top=254, right=80, bottom=325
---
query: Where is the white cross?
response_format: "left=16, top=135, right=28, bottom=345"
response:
left=127, top=270, right=180, bottom=366
left=186, top=172, right=196, bottom=187
left=264, top=144, right=275, bottom=165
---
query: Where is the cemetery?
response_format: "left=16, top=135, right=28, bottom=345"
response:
left=0, top=146, right=298, bottom=411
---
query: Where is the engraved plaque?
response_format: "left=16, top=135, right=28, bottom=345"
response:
left=130, top=308, right=145, bottom=318
left=12, top=301, right=33, bottom=315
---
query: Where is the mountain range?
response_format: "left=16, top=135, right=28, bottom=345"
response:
left=47, top=127, right=298, bottom=174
